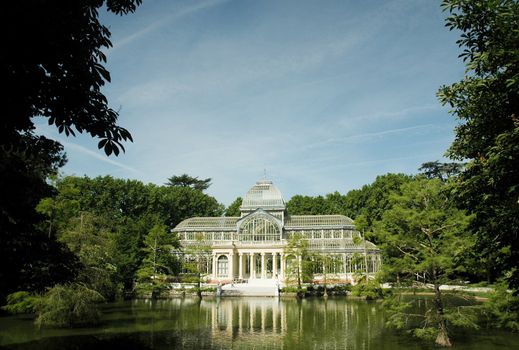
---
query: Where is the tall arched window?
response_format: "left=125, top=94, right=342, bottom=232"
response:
left=239, top=214, right=281, bottom=242
left=217, top=255, right=228, bottom=277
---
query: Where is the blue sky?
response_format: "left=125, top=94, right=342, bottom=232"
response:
left=36, top=0, right=464, bottom=205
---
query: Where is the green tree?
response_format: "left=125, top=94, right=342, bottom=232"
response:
left=342, top=173, right=413, bottom=232
left=438, top=0, right=519, bottom=290
left=287, top=195, right=331, bottom=215
left=375, top=178, right=472, bottom=347
left=2, top=0, right=142, bottom=299
left=183, top=233, right=212, bottom=298
left=58, top=212, right=120, bottom=300
left=36, top=283, right=105, bottom=328
left=137, top=223, right=180, bottom=298
left=3, top=0, right=142, bottom=155
left=418, top=161, right=465, bottom=181
left=0, top=136, right=78, bottom=301
left=151, top=185, right=224, bottom=228
left=166, top=174, right=212, bottom=191
left=225, top=197, right=242, bottom=216
left=284, top=233, right=311, bottom=290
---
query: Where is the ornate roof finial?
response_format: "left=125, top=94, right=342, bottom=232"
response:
left=263, top=168, right=267, bottom=180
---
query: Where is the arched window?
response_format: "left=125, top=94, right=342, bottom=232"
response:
left=217, top=255, right=228, bottom=277
left=239, top=215, right=281, bottom=242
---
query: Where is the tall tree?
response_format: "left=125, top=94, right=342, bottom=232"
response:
left=284, top=233, right=311, bottom=290
left=375, top=178, right=472, bottom=347
left=183, top=233, right=212, bottom=298
left=166, top=174, right=212, bottom=191
left=136, top=223, right=180, bottom=298
left=438, top=0, right=519, bottom=290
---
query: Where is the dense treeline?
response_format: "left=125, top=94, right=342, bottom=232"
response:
left=1, top=174, right=224, bottom=326
left=39, top=175, right=223, bottom=296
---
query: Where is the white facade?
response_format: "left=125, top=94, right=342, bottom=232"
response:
left=173, top=180, right=380, bottom=283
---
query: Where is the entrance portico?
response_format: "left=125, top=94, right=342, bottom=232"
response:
left=212, top=248, right=288, bottom=282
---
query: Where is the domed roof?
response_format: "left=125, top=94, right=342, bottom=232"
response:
left=240, top=180, right=286, bottom=211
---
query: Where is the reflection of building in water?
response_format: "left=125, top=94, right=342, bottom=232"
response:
left=208, top=298, right=287, bottom=338
left=201, top=298, right=384, bottom=349
left=174, top=180, right=381, bottom=283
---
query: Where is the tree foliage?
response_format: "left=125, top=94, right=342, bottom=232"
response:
left=375, top=178, right=472, bottom=346
left=284, top=233, right=312, bottom=290
left=438, top=0, right=519, bottom=290
left=0, top=135, right=78, bottom=301
left=2, top=0, right=142, bottom=155
left=136, top=223, right=180, bottom=298
left=166, top=174, right=212, bottom=191
left=419, top=161, right=465, bottom=181
left=34, top=175, right=222, bottom=298
left=0, top=0, right=142, bottom=304
left=225, top=197, right=242, bottom=217
left=36, top=283, right=105, bottom=328
left=182, top=233, right=212, bottom=298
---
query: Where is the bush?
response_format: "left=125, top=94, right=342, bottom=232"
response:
left=482, top=284, right=519, bottom=332
left=331, top=284, right=351, bottom=295
left=1, top=291, right=41, bottom=314
left=351, top=281, right=384, bottom=300
left=281, top=286, right=302, bottom=293
left=36, top=283, right=105, bottom=328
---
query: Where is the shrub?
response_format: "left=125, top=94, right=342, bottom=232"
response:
left=482, top=284, right=519, bottom=332
left=36, top=283, right=105, bottom=328
left=351, top=280, right=384, bottom=300
left=2, top=291, right=41, bottom=314
left=281, top=286, right=304, bottom=294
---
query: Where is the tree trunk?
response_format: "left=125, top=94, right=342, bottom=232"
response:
left=433, top=283, right=452, bottom=347
left=197, top=270, right=202, bottom=299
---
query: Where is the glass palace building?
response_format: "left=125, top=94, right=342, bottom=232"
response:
left=173, top=180, right=381, bottom=283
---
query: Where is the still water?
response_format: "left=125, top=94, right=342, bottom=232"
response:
left=0, top=297, right=518, bottom=349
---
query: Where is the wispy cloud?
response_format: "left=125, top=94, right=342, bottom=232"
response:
left=301, top=123, right=440, bottom=152
left=116, top=80, right=192, bottom=106
left=61, top=140, right=141, bottom=174
left=341, top=104, right=440, bottom=125
left=111, top=0, right=230, bottom=51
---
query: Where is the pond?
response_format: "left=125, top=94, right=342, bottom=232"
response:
left=0, top=297, right=518, bottom=349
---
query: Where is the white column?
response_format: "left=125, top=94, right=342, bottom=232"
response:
left=228, top=253, right=234, bottom=280
left=280, top=253, right=285, bottom=279
left=273, top=252, right=278, bottom=279
left=250, top=253, right=255, bottom=279
left=238, top=253, right=244, bottom=279
left=261, top=253, right=266, bottom=279
left=212, top=253, right=217, bottom=279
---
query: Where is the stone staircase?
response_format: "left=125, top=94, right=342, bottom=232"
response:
left=220, top=279, right=281, bottom=297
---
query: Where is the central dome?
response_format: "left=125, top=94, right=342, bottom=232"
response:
left=240, top=180, right=286, bottom=211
